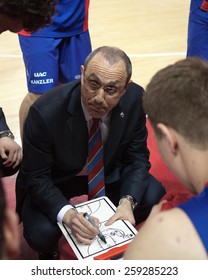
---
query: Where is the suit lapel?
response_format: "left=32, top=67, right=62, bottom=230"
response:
left=66, top=89, right=88, bottom=159
left=104, top=104, right=126, bottom=167
left=65, top=85, right=128, bottom=168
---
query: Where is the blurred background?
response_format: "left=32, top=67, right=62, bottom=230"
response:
left=0, top=0, right=189, bottom=144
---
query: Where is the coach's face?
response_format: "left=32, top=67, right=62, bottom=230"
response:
left=81, top=53, right=129, bottom=118
left=0, top=13, right=23, bottom=34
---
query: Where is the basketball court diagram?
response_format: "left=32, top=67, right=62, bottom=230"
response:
left=58, top=196, right=138, bottom=259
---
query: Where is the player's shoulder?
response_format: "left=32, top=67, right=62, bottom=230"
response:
left=145, top=207, right=184, bottom=232
left=143, top=208, right=207, bottom=258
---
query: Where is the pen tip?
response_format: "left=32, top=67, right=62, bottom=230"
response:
left=102, top=237, right=107, bottom=244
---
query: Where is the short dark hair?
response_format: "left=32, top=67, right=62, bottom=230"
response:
left=84, top=46, right=132, bottom=84
left=143, top=57, right=208, bottom=149
left=0, top=178, right=6, bottom=258
left=0, top=0, right=57, bottom=32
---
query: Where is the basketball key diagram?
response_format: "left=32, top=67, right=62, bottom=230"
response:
left=59, top=197, right=137, bottom=259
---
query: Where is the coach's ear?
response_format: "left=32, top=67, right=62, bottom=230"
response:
left=80, top=65, right=85, bottom=83
left=157, top=123, right=178, bottom=155
left=80, top=65, right=84, bottom=74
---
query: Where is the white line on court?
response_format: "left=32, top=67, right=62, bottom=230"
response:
left=0, top=51, right=186, bottom=59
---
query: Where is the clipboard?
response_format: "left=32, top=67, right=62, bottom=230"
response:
left=93, top=243, right=129, bottom=260
left=58, top=196, right=138, bottom=260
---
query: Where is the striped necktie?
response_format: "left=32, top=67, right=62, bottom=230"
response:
left=88, top=118, right=105, bottom=199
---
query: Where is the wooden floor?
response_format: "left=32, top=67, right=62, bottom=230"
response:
left=0, top=0, right=190, bottom=143
left=0, top=0, right=190, bottom=259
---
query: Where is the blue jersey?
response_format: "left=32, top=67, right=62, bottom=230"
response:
left=19, top=0, right=90, bottom=37
left=189, top=0, right=208, bottom=21
left=187, top=0, right=208, bottom=59
left=178, top=186, right=208, bottom=253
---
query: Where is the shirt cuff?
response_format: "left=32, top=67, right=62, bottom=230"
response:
left=57, top=205, right=75, bottom=223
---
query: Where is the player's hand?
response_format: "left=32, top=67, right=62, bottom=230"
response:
left=0, top=137, right=22, bottom=168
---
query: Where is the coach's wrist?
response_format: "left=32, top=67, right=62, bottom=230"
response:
left=119, top=195, right=137, bottom=211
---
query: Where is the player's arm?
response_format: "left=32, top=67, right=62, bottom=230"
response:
left=124, top=208, right=207, bottom=259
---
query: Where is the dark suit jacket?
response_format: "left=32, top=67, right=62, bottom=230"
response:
left=0, top=108, right=10, bottom=131
left=16, top=80, right=151, bottom=222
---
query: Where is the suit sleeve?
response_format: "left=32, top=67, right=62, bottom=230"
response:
left=119, top=101, right=152, bottom=204
left=0, top=108, right=11, bottom=131
left=108, top=82, right=156, bottom=205
left=19, top=105, right=69, bottom=223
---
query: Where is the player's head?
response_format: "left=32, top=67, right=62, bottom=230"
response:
left=143, top=57, right=208, bottom=150
left=0, top=0, right=57, bottom=34
left=143, top=57, right=208, bottom=190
